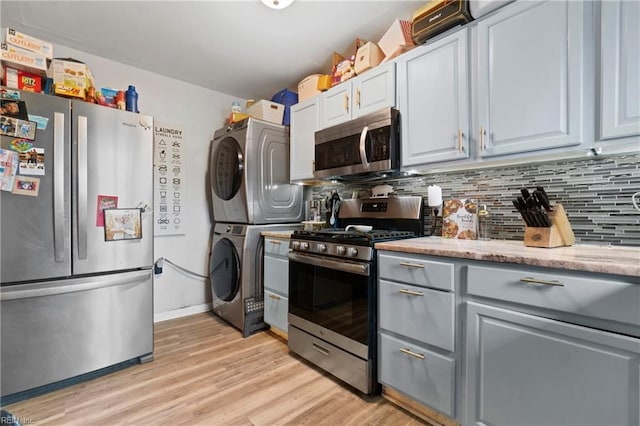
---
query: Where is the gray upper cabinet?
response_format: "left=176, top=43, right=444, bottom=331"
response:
left=321, top=61, right=395, bottom=128
left=599, top=0, right=640, bottom=141
left=475, top=0, right=588, bottom=157
left=399, top=29, right=470, bottom=168
left=290, top=96, right=321, bottom=182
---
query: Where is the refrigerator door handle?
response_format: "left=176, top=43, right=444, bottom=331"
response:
left=0, top=270, right=152, bottom=301
left=77, top=115, right=88, bottom=259
left=53, top=112, right=66, bottom=262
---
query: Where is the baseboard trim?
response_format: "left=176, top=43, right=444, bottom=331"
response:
left=381, top=386, right=459, bottom=426
left=154, top=303, right=212, bottom=323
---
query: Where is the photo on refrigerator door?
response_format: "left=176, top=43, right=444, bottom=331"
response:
left=103, top=208, right=142, bottom=241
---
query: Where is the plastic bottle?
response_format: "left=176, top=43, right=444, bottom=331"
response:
left=125, top=85, right=139, bottom=113
left=478, top=205, right=491, bottom=240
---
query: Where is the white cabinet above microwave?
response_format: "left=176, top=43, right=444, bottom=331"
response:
left=320, top=61, right=396, bottom=129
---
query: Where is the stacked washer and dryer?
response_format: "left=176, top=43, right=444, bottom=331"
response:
left=209, top=118, right=303, bottom=337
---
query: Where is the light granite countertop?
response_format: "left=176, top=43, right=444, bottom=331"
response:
left=375, top=237, right=640, bottom=277
left=261, top=230, right=296, bottom=239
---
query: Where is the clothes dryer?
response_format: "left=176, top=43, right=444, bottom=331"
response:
left=209, top=222, right=300, bottom=337
left=210, top=118, right=303, bottom=224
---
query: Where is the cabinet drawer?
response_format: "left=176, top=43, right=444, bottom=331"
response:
left=379, top=279, right=455, bottom=351
left=264, top=237, right=290, bottom=257
left=264, top=256, right=288, bottom=295
left=378, top=253, right=455, bottom=291
left=379, top=332, right=455, bottom=418
left=467, top=264, right=640, bottom=327
left=264, top=290, right=288, bottom=333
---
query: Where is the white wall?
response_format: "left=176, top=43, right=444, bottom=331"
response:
left=45, top=42, right=245, bottom=322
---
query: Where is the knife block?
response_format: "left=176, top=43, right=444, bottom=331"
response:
left=523, top=204, right=575, bottom=248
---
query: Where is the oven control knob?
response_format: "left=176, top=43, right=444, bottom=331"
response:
left=347, top=247, right=359, bottom=257
left=291, top=241, right=300, bottom=250
left=301, top=242, right=310, bottom=251
left=317, top=243, right=327, bottom=253
left=336, top=245, right=346, bottom=256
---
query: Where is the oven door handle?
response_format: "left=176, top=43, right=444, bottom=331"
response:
left=289, top=252, right=370, bottom=276
left=359, top=126, right=370, bottom=169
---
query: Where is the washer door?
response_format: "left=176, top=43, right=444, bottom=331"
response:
left=211, top=136, right=243, bottom=201
left=210, top=237, right=240, bottom=302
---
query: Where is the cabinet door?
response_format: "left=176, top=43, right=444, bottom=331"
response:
left=290, top=97, right=320, bottom=181
left=399, top=29, right=469, bottom=167
left=476, top=0, right=586, bottom=157
left=465, top=302, right=640, bottom=426
left=321, top=81, right=352, bottom=128
left=264, top=289, right=288, bottom=333
left=379, top=333, right=456, bottom=418
left=352, top=61, right=396, bottom=119
left=600, top=0, right=640, bottom=140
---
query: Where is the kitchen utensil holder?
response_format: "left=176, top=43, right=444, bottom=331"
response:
left=523, top=204, right=575, bottom=248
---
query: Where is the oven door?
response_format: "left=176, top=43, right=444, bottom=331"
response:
left=288, top=251, right=375, bottom=360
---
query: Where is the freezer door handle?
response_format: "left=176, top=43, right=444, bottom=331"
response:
left=77, top=115, right=88, bottom=259
left=0, top=270, right=152, bottom=301
left=53, top=112, right=66, bottom=262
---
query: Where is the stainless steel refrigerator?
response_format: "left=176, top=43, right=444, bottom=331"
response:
left=0, top=90, right=154, bottom=397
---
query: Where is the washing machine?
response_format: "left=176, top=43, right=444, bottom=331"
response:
left=209, top=222, right=300, bottom=337
left=210, top=118, right=303, bottom=224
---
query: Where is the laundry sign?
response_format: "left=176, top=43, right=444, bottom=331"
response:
left=154, top=122, right=185, bottom=236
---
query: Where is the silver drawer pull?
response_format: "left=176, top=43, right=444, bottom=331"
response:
left=398, top=289, right=424, bottom=297
left=399, top=261, right=425, bottom=269
left=269, top=294, right=281, bottom=300
left=400, top=348, right=425, bottom=360
left=268, top=240, right=282, bottom=245
left=312, top=342, right=330, bottom=357
left=520, top=277, right=565, bottom=287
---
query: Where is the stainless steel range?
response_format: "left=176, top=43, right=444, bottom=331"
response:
left=287, top=196, right=424, bottom=394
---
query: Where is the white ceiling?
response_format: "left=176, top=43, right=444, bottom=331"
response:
left=1, top=0, right=422, bottom=100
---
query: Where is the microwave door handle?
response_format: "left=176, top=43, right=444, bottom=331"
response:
left=359, top=126, right=370, bottom=169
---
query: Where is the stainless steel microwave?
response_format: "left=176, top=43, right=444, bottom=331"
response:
left=313, top=107, right=400, bottom=180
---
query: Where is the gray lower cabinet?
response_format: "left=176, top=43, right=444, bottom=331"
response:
left=377, top=251, right=460, bottom=420
left=263, top=236, right=290, bottom=334
left=465, top=302, right=640, bottom=426
left=464, top=262, right=640, bottom=426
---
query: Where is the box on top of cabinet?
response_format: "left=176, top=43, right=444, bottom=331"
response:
left=378, top=19, right=413, bottom=60
left=0, top=43, right=48, bottom=74
left=354, top=42, right=385, bottom=75
left=5, top=28, right=53, bottom=59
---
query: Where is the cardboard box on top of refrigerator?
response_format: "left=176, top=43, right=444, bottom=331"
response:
left=5, top=28, right=53, bottom=59
left=4, top=66, right=43, bottom=92
left=46, top=58, right=95, bottom=95
left=0, top=43, right=48, bottom=74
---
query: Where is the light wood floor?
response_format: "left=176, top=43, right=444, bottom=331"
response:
left=4, top=312, right=426, bottom=425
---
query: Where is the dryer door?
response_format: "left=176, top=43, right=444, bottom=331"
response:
left=210, top=237, right=240, bottom=302
left=211, top=136, right=243, bottom=201
left=210, top=133, right=249, bottom=224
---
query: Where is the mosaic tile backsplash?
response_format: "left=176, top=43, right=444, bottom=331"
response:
left=310, top=153, right=640, bottom=247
